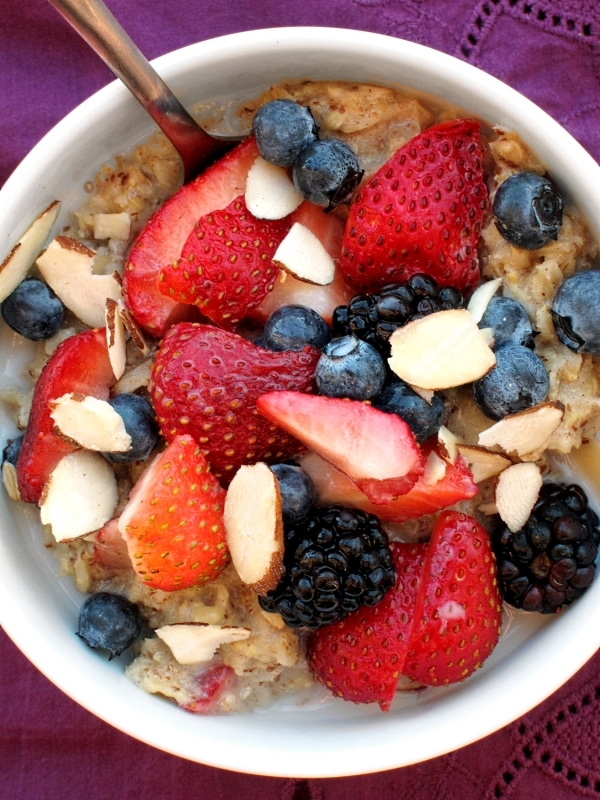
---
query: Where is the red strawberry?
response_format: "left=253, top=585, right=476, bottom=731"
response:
left=403, top=511, right=502, bottom=687
left=118, top=435, right=229, bottom=591
left=16, top=328, right=115, bottom=504
left=150, top=324, right=319, bottom=480
left=92, top=517, right=132, bottom=572
left=123, top=138, right=259, bottom=337
left=158, top=195, right=290, bottom=328
left=183, top=663, right=236, bottom=714
left=256, top=391, right=424, bottom=502
left=307, top=542, right=427, bottom=710
left=339, top=119, right=488, bottom=293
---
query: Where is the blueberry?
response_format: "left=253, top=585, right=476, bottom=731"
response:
left=372, top=374, right=445, bottom=443
left=103, top=394, right=158, bottom=463
left=77, top=592, right=141, bottom=659
left=1, top=278, right=64, bottom=341
left=263, top=305, right=330, bottom=352
left=2, top=435, right=23, bottom=467
left=551, top=269, right=600, bottom=355
left=293, top=139, right=363, bottom=210
left=479, top=296, right=536, bottom=349
left=473, top=343, right=549, bottom=420
left=316, top=336, right=386, bottom=400
left=493, top=172, right=564, bottom=250
left=252, top=100, right=318, bottom=167
left=270, top=463, right=317, bottom=524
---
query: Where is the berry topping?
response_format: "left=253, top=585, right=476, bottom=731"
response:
left=270, top=463, right=317, bottom=524
left=2, top=435, right=23, bottom=467
left=292, top=139, right=363, bottom=210
left=77, top=592, right=142, bottom=659
left=263, top=304, right=331, bottom=352
left=259, top=506, right=396, bottom=629
left=551, top=269, right=600, bottom=355
left=493, top=172, right=564, bottom=250
left=103, top=394, right=159, bottom=464
left=339, top=119, right=488, bottom=293
left=473, top=343, right=549, bottom=420
left=252, top=100, right=318, bottom=167
left=479, top=295, right=536, bottom=350
left=372, top=373, right=445, bottom=443
left=493, top=482, right=599, bottom=613
left=315, top=336, right=386, bottom=400
left=1, top=278, right=64, bottom=341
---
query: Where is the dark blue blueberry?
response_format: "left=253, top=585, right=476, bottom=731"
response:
left=104, top=394, right=158, bottom=463
left=1, top=278, right=64, bottom=341
left=293, top=139, right=363, bottom=210
left=493, top=172, right=564, bottom=250
left=473, top=343, right=549, bottom=420
left=263, top=305, right=330, bottom=352
left=479, top=295, right=536, bottom=349
left=252, top=100, right=318, bottom=167
left=270, top=463, right=317, bottom=524
left=315, top=335, right=386, bottom=400
left=77, top=592, right=141, bottom=659
left=2, top=435, right=23, bottom=467
left=371, top=374, right=445, bottom=443
left=551, top=269, right=600, bottom=355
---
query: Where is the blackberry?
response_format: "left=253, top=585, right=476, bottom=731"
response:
left=493, top=482, right=599, bottom=614
left=259, top=506, right=396, bottom=629
left=332, top=274, right=464, bottom=357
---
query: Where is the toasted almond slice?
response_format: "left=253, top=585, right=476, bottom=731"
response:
left=494, top=462, right=542, bottom=533
left=93, top=212, right=131, bottom=241
left=273, top=222, right=335, bottom=285
left=478, top=502, right=499, bottom=516
left=479, top=327, right=496, bottom=348
left=388, top=309, right=496, bottom=390
left=407, top=383, right=434, bottom=405
left=245, top=156, right=304, bottom=219
left=423, top=450, right=447, bottom=485
left=224, top=462, right=284, bottom=594
left=438, top=425, right=461, bottom=465
left=156, top=623, right=251, bottom=665
left=467, top=278, right=502, bottom=323
left=50, top=393, right=131, bottom=453
left=118, top=300, right=150, bottom=355
left=112, top=357, right=153, bottom=395
left=40, top=450, right=118, bottom=541
left=0, top=201, right=61, bottom=303
left=2, top=462, right=21, bottom=502
left=105, top=299, right=127, bottom=380
left=456, top=444, right=512, bottom=483
left=478, top=402, right=564, bottom=457
left=37, top=236, right=122, bottom=328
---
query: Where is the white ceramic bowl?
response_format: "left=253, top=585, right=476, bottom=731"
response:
left=1, top=27, right=600, bottom=779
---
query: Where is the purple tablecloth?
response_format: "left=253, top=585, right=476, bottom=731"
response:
left=2, top=0, right=600, bottom=796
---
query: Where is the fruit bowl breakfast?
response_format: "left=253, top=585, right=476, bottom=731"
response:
left=1, top=27, right=600, bottom=778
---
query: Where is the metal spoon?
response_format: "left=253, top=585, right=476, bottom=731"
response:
left=48, top=0, right=236, bottom=182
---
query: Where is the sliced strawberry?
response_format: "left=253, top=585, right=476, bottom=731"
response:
left=118, top=435, right=229, bottom=591
left=183, top=662, right=236, bottom=714
left=158, top=195, right=290, bottom=328
left=256, top=392, right=424, bottom=502
left=150, top=324, right=319, bottom=481
left=403, top=511, right=503, bottom=686
left=307, top=542, right=427, bottom=710
left=92, top=517, right=132, bottom=571
left=16, top=328, right=115, bottom=504
left=339, top=119, right=488, bottom=294
left=123, top=138, right=259, bottom=337
left=299, top=440, right=478, bottom=523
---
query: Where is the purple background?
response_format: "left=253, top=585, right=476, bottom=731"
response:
left=2, top=0, right=600, bottom=797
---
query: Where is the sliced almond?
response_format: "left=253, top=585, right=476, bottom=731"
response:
left=40, top=450, right=118, bottom=541
left=224, top=462, right=284, bottom=594
left=478, top=402, right=564, bottom=457
left=456, top=444, right=512, bottom=483
left=245, top=156, right=303, bottom=219
left=2, top=462, right=21, bottom=502
left=388, top=309, right=496, bottom=390
left=438, top=426, right=461, bottom=465
left=156, top=623, right=251, bottom=665
left=479, top=327, right=496, bottom=348
left=37, top=236, right=122, bottom=328
left=423, top=450, right=447, bottom=485
left=93, top=212, right=131, bottom=241
left=0, top=201, right=61, bottom=302
left=118, top=301, right=150, bottom=355
left=407, top=383, right=434, bottom=405
left=494, top=462, right=542, bottom=533
left=49, top=393, right=131, bottom=453
left=105, top=299, right=127, bottom=380
left=467, top=278, right=502, bottom=324
left=112, top=357, right=153, bottom=395
left=478, top=502, right=499, bottom=516
left=273, top=222, right=335, bottom=286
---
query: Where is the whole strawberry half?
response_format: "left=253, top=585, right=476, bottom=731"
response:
left=339, top=119, right=488, bottom=293
left=158, top=195, right=289, bottom=329
left=403, top=511, right=502, bottom=687
left=16, top=328, right=115, bottom=504
left=307, top=542, right=427, bottom=710
left=118, top=435, right=229, bottom=591
left=150, top=324, right=319, bottom=480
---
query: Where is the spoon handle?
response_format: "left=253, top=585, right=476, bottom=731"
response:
left=48, top=0, right=228, bottom=180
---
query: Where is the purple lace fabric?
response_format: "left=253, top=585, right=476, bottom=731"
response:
left=1, top=0, right=600, bottom=796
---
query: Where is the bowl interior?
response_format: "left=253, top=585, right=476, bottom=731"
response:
left=1, top=27, right=600, bottom=778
